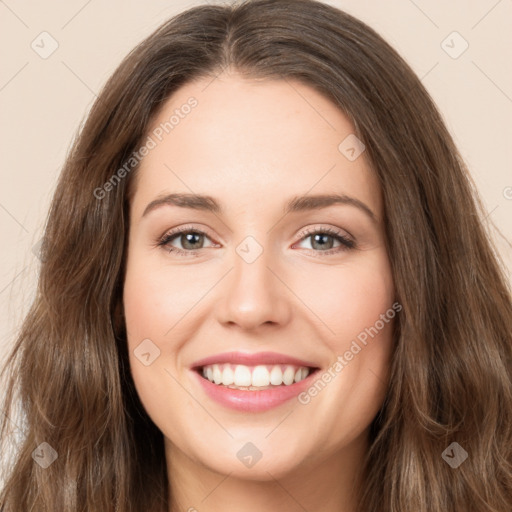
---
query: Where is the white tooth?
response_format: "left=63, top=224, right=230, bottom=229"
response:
left=294, top=368, right=302, bottom=383
left=221, top=365, right=234, bottom=386
left=213, top=364, right=222, bottom=384
left=283, top=366, right=295, bottom=385
left=301, top=367, right=310, bottom=380
left=202, top=367, right=208, bottom=378
left=269, top=365, right=283, bottom=385
left=252, top=365, right=270, bottom=387
left=233, top=365, right=252, bottom=386
left=206, top=366, right=213, bottom=382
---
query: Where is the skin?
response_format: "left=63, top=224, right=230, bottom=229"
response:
left=123, top=70, right=396, bottom=512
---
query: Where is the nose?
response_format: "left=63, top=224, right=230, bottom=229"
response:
left=216, top=243, right=292, bottom=332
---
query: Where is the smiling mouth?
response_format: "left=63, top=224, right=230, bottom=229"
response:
left=195, top=363, right=320, bottom=391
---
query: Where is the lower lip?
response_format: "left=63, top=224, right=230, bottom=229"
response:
left=192, top=370, right=317, bottom=412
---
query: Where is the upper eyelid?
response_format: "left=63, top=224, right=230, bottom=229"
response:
left=298, top=225, right=352, bottom=238
left=162, top=224, right=217, bottom=242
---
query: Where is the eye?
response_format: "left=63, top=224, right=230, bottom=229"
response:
left=157, top=225, right=217, bottom=257
left=156, top=225, right=356, bottom=257
left=293, top=226, right=356, bottom=256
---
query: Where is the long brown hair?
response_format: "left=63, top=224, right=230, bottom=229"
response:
left=1, top=1, right=511, bottom=510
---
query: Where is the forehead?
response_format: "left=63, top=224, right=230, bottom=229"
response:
left=130, top=72, right=381, bottom=220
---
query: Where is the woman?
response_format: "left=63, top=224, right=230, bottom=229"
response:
left=1, top=0, right=511, bottom=510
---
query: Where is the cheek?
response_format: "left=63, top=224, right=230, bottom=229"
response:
left=123, top=252, right=205, bottom=341
left=295, top=249, right=395, bottom=347
left=123, top=270, right=169, bottom=339
left=295, top=250, right=396, bottom=437
left=122, top=258, right=195, bottom=434
left=122, top=255, right=181, bottom=389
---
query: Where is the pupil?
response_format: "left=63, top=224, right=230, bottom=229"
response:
left=312, top=233, right=333, bottom=250
left=183, top=232, right=202, bottom=250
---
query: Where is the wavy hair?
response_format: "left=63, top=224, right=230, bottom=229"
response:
left=1, top=0, right=511, bottom=510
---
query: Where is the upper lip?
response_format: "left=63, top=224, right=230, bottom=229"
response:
left=191, top=351, right=319, bottom=369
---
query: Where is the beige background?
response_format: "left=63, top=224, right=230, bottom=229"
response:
left=1, top=0, right=511, bottom=368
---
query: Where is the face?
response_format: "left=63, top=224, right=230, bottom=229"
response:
left=123, top=72, right=396, bottom=482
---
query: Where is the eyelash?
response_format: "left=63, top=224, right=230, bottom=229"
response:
left=156, top=224, right=356, bottom=258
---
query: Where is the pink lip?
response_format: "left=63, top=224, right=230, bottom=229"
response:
left=190, top=351, right=318, bottom=369
left=189, top=351, right=320, bottom=413
left=191, top=369, right=318, bottom=412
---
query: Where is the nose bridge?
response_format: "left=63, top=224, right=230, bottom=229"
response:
left=217, top=233, right=291, bottom=330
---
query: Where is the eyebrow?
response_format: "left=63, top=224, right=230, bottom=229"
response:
left=142, top=192, right=377, bottom=223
